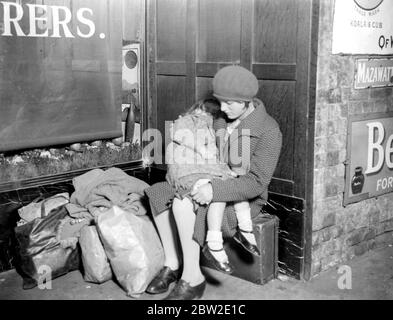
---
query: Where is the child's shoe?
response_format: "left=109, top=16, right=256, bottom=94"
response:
left=233, top=229, right=261, bottom=256
left=202, top=243, right=234, bottom=274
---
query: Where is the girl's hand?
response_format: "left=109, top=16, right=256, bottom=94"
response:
left=190, top=181, right=213, bottom=205
left=229, top=170, right=238, bottom=177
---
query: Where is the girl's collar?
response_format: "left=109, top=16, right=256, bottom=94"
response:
left=237, top=101, right=255, bottom=122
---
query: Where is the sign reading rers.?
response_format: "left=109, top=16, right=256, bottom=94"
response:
left=345, top=113, right=393, bottom=206
left=0, top=0, right=123, bottom=152
left=332, top=0, right=393, bottom=55
left=355, top=59, right=393, bottom=89
left=0, top=0, right=99, bottom=39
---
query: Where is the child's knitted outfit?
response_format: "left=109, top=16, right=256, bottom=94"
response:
left=165, top=112, right=234, bottom=199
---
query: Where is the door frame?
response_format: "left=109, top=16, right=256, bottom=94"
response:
left=146, top=0, right=320, bottom=281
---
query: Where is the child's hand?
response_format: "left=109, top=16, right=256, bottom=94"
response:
left=191, top=179, right=211, bottom=193
left=191, top=180, right=213, bottom=205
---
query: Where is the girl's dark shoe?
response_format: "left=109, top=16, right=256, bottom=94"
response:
left=164, top=279, right=206, bottom=300
left=202, top=244, right=234, bottom=274
left=233, top=229, right=261, bottom=256
left=146, top=266, right=180, bottom=294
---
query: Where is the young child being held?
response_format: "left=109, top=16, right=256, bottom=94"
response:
left=165, top=99, right=259, bottom=274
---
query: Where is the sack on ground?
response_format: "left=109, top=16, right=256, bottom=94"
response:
left=14, top=205, right=80, bottom=290
left=79, top=225, right=112, bottom=284
left=96, top=206, right=164, bottom=298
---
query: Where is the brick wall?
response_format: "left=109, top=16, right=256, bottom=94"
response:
left=312, top=0, right=393, bottom=275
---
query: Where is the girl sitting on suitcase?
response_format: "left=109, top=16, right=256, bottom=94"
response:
left=145, top=66, right=282, bottom=300
left=165, top=98, right=260, bottom=274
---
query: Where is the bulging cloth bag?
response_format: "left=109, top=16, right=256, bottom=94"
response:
left=14, top=206, right=80, bottom=289
left=79, top=225, right=112, bottom=284
left=17, top=193, right=70, bottom=226
left=96, top=206, right=164, bottom=298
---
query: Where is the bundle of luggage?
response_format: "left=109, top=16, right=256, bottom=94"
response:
left=14, top=168, right=164, bottom=298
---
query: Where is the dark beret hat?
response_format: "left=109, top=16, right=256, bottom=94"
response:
left=213, top=65, right=259, bottom=101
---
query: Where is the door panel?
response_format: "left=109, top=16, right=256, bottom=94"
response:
left=253, top=0, right=297, bottom=63
left=259, top=80, right=296, bottom=182
left=156, top=76, right=187, bottom=136
left=198, top=0, right=242, bottom=63
left=196, top=77, right=213, bottom=101
left=156, top=0, right=187, bottom=61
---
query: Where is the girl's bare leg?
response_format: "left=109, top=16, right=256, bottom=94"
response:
left=172, top=197, right=205, bottom=286
left=151, top=207, right=181, bottom=270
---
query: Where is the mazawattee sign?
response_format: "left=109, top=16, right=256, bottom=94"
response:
left=355, top=58, right=393, bottom=89
left=332, top=0, right=393, bottom=55
left=345, top=113, right=393, bottom=205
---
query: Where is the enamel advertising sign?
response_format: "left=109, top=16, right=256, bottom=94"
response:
left=345, top=112, right=393, bottom=205
left=355, top=58, right=393, bottom=89
left=332, top=0, right=393, bottom=55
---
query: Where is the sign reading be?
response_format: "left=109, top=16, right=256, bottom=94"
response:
left=345, top=113, right=393, bottom=205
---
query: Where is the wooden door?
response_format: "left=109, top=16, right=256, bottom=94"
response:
left=147, top=0, right=317, bottom=280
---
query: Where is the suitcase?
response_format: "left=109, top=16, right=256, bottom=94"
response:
left=202, top=213, right=279, bottom=285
